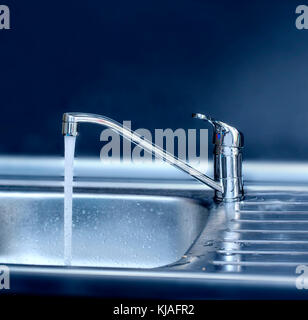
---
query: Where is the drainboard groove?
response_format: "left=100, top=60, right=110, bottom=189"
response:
left=222, top=239, right=308, bottom=244
left=241, top=201, right=308, bottom=206
left=229, top=229, right=308, bottom=234
left=239, top=210, right=308, bottom=214
left=233, top=219, right=308, bottom=223
left=217, top=250, right=308, bottom=255
left=212, top=261, right=308, bottom=267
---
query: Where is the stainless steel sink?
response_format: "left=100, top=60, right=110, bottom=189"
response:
left=0, top=190, right=208, bottom=268
left=1, top=157, right=308, bottom=298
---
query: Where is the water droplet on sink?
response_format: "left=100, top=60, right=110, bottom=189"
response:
left=204, top=240, right=214, bottom=247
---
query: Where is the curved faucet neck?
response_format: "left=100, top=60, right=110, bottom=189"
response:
left=62, top=112, right=223, bottom=194
left=62, top=112, right=244, bottom=201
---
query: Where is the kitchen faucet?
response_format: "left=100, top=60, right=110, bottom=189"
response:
left=62, top=112, right=244, bottom=202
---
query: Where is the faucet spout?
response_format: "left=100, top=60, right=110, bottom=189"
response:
left=62, top=112, right=223, bottom=193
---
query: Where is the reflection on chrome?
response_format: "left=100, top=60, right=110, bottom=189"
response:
left=62, top=112, right=244, bottom=202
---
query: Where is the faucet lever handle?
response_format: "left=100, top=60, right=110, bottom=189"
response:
left=192, top=112, right=244, bottom=148
left=192, top=112, right=244, bottom=201
left=192, top=113, right=216, bottom=127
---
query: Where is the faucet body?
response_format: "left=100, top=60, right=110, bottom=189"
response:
left=62, top=112, right=244, bottom=202
left=214, top=139, right=243, bottom=201
left=192, top=114, right=244, bottom=201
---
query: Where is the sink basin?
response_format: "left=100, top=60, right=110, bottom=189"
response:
left=0, top=190, right=208, bottom=268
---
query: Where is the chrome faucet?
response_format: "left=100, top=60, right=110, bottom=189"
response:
left=62, top=112, right=244, bottom=202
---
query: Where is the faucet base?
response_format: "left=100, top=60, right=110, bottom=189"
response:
left=214, top=177, right=244, bottom=202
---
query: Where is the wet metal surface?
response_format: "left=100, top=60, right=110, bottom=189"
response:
left=0, top=158, right=308, bottom=298
left=0, top=191, right=208, bottom=268
left=180, top=192, right=308, bottom=275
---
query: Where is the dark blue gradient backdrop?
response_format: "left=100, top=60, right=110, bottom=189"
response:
left=0, top=0, right=307, bottom=159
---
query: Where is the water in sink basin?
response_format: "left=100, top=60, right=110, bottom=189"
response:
left=0, top=191, right=208, bottom=268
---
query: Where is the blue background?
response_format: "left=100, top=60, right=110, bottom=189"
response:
left=0, top=0, right=306, bottom=159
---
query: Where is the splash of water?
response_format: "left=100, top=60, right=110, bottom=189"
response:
left=64, top=135, right=76, bottom=265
